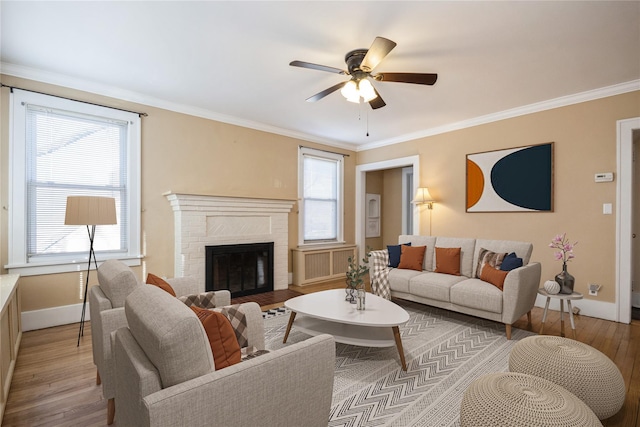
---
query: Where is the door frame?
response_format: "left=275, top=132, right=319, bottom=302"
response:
left=616, top=117, right=639, bottom=323
left=356, top=155, right=420, bottom=259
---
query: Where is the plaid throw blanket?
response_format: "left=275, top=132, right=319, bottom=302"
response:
left=370, top=250, right=391, bottom=300
left=179, top=291, right=219, bottom=309
left=214, top=305, right=249, bottom=349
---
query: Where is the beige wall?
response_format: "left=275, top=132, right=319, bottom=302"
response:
left=382, top=168, right=403, bottom=247
left=358, top=91, right=640, bottom=305
left=365, top=170, right=383, bottom=250
left=0, top=75, right=356, bottom=312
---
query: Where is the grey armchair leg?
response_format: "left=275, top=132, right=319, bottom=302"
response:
left=96, top=369, right=101, bottom=385
left=107, top=398, right=115, bottom=425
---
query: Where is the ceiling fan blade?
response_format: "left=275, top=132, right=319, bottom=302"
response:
left=306, top=81, right=347, bottom=102
left=360, top=37, right=397, bottom=72
left=290, top=60, right=347, bottom=75
left=375, top=72, right=438, bottom=85
left=369, top=86, right=386, bottom=109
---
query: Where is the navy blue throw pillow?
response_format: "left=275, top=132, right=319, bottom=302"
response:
left=387, top=242, right=411, bottom=268
left=500, top=252, right=523, bottom=271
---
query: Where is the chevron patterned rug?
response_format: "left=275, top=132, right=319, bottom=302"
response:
left=263, top=299, right=535, bottom=427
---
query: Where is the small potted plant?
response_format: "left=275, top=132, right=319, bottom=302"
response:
left=549, top=233, right=578, bottom=294
left=345, top=248, right=372, bottom=304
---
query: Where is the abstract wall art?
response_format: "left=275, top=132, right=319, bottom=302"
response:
left=466, top=142, right=553, bottom=212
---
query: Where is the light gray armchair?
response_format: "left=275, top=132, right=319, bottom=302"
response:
left=89, top=259, right=230, bottom=424
left=114, top=285, right=336, bottom=427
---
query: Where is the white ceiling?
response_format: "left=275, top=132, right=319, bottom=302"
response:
left=1, top=1, right=639, bottom=151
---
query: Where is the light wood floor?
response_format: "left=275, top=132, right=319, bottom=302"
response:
left=3, top=282, right=639, bottom=426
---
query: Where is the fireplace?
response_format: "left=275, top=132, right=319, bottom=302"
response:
left=205, top=242, right=274, bottom=298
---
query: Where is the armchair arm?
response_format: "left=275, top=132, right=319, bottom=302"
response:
left=143, top=334, right=335, bottom=427
left=501, top=262, right=542, bottom=324
left=166, top=276, right=200, bottom=297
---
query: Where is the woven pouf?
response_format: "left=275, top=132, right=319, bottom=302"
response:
left=509, top=335, right=625, bottom=420
left=460, top=372, right=602, bottom=426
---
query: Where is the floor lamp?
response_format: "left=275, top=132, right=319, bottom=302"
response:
left=65, top=196, right=117, bottom=346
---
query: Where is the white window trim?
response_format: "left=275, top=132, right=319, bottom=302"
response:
left=297, top=147, right=345, bottom=247
left=6, top=89, right=142, bottom=276
left=401, top=166, right=414, bottom=235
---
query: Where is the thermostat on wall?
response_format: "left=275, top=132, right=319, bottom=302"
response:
left=594, top=172, right=614, bottom=183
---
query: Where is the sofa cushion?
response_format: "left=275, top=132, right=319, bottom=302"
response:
left=501, top=252, right=524, bottom=271
left=388, top=242, right=411, bottom=268
left=480, top=265, right=509, bottom=291
left=191, top=306, right=241, bottom=370
left=146, top=273, right=177, bottom=297
left=475, top=249, right=507, bottom=279
left=398, top=245, right=426, bottom=271
left=450, top=278, right=503, bottom=314
left=125, top=285, right=215, bottom=388
left=473, top=239, right=533, bottom=277
left=409, top=272, right=466, bottom=302
left=435, top=247, right=461, bottom=275
left=399, top=235, right=437, bottom=271
left=434, top=237, right=476, bottom=277
left=97, top=259, right=140, bottom=308
left=388, top=268, right=424, bottom=294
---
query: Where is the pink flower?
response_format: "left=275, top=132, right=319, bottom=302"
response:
left=549, top=233, right=578, bottom=264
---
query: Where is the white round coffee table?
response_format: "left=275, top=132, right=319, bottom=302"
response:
left=283, top=289, right=410, bottom=370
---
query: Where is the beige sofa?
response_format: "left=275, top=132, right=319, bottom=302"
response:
left=370, top=235, right=541, bottom=339
left=114, top=285, right=335, bottom=427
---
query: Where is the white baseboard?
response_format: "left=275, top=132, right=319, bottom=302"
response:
left=535, top=294, right=616, bottom=321
left=22, top=302, right=88, bottom=332
left=633, top=292, right=640, bottom=308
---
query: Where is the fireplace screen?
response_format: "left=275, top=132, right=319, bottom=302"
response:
left=205, top=242, right=274, bottom=298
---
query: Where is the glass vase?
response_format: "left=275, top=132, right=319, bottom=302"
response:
left=555, top=263, right=575, bottom=295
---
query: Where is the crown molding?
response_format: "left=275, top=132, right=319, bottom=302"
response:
left=356, top=79, right=640, bottom=152
left=3, top=62, right=637, bottom=153
left=0, top=62, right=356, bottom=152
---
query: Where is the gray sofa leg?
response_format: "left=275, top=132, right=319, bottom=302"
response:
left=505, top=324, right=512, bottom=340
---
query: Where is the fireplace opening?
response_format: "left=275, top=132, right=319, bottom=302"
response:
left=205, top=242, right=274, bottom=298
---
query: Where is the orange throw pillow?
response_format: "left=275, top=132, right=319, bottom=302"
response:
left=480, top=265, right=509, bottom=291
left=146, top=273, right=177, bottom=297
left=191, top=306, right=241, bottom=370
left=398, top=245, right=426, bottom=271
left=434, top=247, right=461, bottom=275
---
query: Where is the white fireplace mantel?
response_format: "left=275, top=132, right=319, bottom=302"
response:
left=164, top=192, right=295, bottom=290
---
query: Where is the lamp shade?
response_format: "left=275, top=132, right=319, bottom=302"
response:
left=412, top=187, right=435, bottom=204
left=65, top=196, right=117, bottom=226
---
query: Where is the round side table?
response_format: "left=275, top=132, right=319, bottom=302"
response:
left=538, top=288, right=583, bottom=339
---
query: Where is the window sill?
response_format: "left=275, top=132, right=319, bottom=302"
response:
left=5, top=255, right=143, bottom=277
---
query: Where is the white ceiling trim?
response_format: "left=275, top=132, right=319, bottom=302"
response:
left=356, top=80, right=640, bottom=152
left=2, top=62, right=638, bottom=154
left=0, top=62, right=355, bottom=151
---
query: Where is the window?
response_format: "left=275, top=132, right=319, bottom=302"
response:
left=7, top=89, right=141, bottom=275
left=298, top=147, right=344, bottom=245
left=402, top=166, right=414, bottom=234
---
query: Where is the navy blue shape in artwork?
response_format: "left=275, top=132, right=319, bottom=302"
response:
left=491, top=144, right=552, bottom=211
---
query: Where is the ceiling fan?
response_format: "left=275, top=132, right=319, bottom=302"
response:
left=290, top=36, right=438, bottom=109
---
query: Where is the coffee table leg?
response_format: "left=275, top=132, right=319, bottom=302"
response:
left=283, top=312, right=296, bottom=343
left=392, top=326, right=407, bottom=371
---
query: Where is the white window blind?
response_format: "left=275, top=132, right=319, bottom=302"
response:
left=299, top=147, right=344, bottom=244
left=26, top=105, right=128, bottom=259
left=8, top=89, right=141, bottom=275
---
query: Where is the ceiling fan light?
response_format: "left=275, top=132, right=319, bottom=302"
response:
left=341, top=80, right=359, bottom=102
left=358, top=79, right=377, bottom=102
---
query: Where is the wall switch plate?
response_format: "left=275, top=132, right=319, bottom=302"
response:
left=603, top=203, right=612, bottom=215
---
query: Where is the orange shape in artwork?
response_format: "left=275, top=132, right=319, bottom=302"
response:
left=466, top=159, right=484, bottom=209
